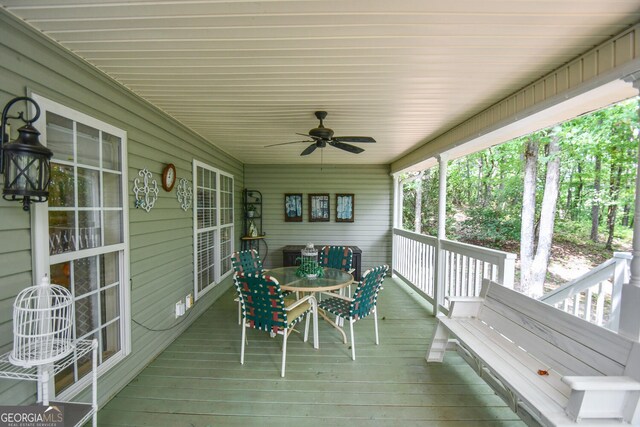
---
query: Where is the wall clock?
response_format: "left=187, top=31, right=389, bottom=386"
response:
left=161, top=163, right=176, bottom=192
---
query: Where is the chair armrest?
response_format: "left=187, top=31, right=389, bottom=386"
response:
left=563, top=376, right=640, bottom=391
left=562, top=376, right=640, bottom=423
left=318, top=291, right=353, bottom=302
left=285, top=294, right=317, bottom=311
left=448, top=297, right=485, bottom=318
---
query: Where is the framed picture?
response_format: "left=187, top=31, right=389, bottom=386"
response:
left=336, top=193, right=355, bottom=222
left=309, top=193, right=330, bottom=222
left=284, top=193, right=303, bottom=222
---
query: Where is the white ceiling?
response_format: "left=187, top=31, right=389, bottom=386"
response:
left=3, top=0, right=640, bottom=165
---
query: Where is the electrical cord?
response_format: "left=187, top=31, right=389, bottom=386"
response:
left=132, top=306, right=195, bottom=332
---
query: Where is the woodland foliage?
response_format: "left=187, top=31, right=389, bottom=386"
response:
left=401, top=98, right=639, bottom=264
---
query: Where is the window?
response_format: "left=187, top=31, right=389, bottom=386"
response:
left=31, top=94, right=130, bottom=399
left=193, top=160, right=234, bottom=299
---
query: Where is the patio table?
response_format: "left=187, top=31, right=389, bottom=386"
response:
left=268, top=266, right=354, bottom=343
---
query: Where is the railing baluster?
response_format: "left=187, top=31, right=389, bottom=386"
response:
left=586, top=287, right=593, bottom=323
left=595, top=282, right=606, bottom=326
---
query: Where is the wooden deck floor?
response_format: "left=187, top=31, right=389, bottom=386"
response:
left=99, top=278, right=525, bottom=426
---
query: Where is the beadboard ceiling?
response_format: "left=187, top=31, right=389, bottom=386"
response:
left=2, top=0, right=640, bottom=165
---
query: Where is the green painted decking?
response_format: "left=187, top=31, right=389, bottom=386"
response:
left=98, top=278, right=525, bottom=426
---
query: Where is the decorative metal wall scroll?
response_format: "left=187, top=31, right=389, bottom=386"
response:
left=176, top=178, right=193, bottom=211
left=133, top=168, right=158, bottom=212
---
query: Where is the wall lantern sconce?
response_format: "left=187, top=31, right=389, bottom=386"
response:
left=1, top=97, right=53, bottom=211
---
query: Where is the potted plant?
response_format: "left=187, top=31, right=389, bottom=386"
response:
left=247, top=204, right=256, bottom=218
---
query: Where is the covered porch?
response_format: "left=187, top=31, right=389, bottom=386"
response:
left=0, top=2, right=640, bottom=427
left=98, top=278, right=524, bottom=426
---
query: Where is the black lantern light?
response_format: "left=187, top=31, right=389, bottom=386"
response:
left=1, top=97, right=52, bottom=211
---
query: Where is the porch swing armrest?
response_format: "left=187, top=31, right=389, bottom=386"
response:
left=447, top=297, right=485, bottom=318
left=562, top=376, right=640, bottom=423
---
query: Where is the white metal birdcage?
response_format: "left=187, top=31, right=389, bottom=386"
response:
left=9, top=275, right=74, bottom=368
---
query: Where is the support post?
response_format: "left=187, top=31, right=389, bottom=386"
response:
left=609, top=252, right=631, bottom=332
left=391, top=174, right=403, bottom=276
left=619, top=93, right=640, bottom=341
left=433, top=154, right=448, bottom=316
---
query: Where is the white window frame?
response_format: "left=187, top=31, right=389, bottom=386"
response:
left=193, top=160, right=234, bottom=300
left=30, top=93, right=131, bottom=400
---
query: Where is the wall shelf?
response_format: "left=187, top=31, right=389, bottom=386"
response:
left=242, top=189, right=267, bottom=257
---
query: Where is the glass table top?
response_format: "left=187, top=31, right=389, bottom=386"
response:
left=268, top=266, right=353, bottom=292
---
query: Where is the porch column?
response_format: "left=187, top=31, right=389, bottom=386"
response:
left=433, top=154, right=449, bottom=315
left=391, top=174, right=403, bottom=276
left=619, top=94, right=640, bottom=341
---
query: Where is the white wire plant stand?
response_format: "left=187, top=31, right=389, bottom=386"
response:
left=0, top=339, right=98, bottom=426
left=0, top=275, right=99, bottom=427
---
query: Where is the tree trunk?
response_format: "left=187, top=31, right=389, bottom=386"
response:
left=529, top=130, right=562, bottom=298
left=622, top=204, right=630, bottom=227
left=477, top=156, right=484, bottom=205
left=413, top=171, right=424, bottom=234
left=605, top=163, right=622, bottom=250
left=518, top=137, right=539, bottom=295
left=565, top=172, right=573, bottom=221
left=590, top=155, right=602, bottom=242
left=574, top=163, right=583, bottom=221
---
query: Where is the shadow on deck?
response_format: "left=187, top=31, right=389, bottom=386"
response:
left=99, top=277, right=525, bottom=426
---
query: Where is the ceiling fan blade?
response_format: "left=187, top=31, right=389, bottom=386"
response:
left=329, top=141, right=365, bottom=154
left=265, top=140, right=313, bottom=148
left=300, top=143, right=318, bottom=156
left=297, top=132, right=322, bottom=140
left=333, top=136, right=376, bottom=143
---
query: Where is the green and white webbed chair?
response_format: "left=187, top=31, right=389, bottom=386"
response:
left=319, top=245, right=355, bottom=296
left=231, top=249, right=265, bottom=324
left=233, top=272, right=319, bottom=377
left=318, top=265, right=388, bottom=360
left=231, top=249, right=264, bottom=275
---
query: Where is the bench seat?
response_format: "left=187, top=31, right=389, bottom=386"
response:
left=427, top=279, right=640, bottom=426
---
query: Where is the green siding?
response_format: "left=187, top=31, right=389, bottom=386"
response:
left=0, top=10, right=243, bottom=407
left=244, top=164, right=393, bottom=271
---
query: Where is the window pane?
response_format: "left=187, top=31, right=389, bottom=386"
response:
left=77, top=123, right=100, bottom=167
left=76, top=293, right=98, bottom=338
left=49, top=211, right=76, bottom=255
left=78, top=167, right=100, bottom=207
left=101, top=321, right=121, bottom=363
left=103, top=172, right=122, bottom=207
left=50, top=261, right=71, bottom=289
left=49, top=163, right=75, bottom=207
left=74, top=256, right=99, bottom=296
left=101, top=286, right=120, bottom=324
left=46, top=112, right=73, bottom=162
left=101, top=253, right=119, bottom=286
left=78, top=210, right=102, bottom=249
left=102, top=132, right=121, bottom=171
left=104, top=211, right=123, bottom=246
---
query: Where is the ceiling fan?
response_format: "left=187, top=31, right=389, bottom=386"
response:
left=265, top=111, right=376, bottom=156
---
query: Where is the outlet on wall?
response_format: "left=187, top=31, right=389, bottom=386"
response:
left=175, top=300, right=185, bottom=318
left=186, top=294, right=193, bottom=309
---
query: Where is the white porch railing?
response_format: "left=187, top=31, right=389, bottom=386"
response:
left=392, top=227, right=517, bottom=314
left=539, top=252, right=631, bottom=332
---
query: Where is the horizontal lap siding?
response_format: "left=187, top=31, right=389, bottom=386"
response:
left=244, top=164, right=392, bottom=271
left=0, top=10, right=243, bottom=406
